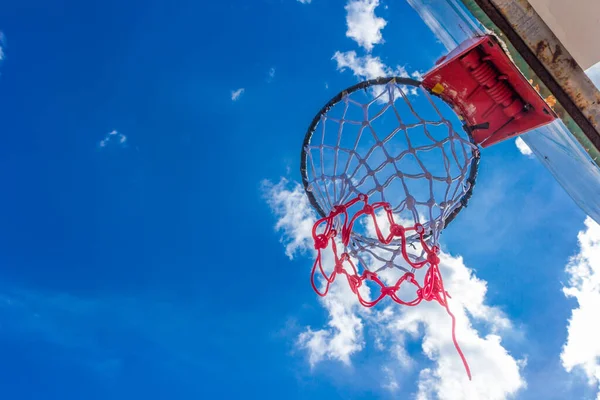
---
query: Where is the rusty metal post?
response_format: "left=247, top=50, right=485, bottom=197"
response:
left=462, top=0, right=600, bottom=163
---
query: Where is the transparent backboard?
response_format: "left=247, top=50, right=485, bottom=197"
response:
left=407, top=0, right=600, bottom=224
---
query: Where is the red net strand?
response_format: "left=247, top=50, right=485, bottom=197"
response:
left=310, top=194, right=472, bottom=380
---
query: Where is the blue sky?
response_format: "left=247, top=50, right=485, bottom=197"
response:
left=0, top=0, right=599, bottom=399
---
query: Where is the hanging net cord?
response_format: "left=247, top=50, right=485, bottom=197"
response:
left=311, top=194, right=472, bottom=380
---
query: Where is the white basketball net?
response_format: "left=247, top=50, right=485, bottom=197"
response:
left=303, top=79, right=479, bottom=274
left=301, top=78, right=480, bottom=379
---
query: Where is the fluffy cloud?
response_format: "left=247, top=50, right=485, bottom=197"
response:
left=297, top=294, right=365, bottom=367
left=345, top=0, right=387, bottom=51
left=410, top=261, right=524, bottom=399
left=262, top=179, right=316, bottom=259
left=367, top=252, right=523, bottom=400
left=297, top=0, right=312, bottom=4
left=332, top=51, right=419, bottom=97
left=333, top=1, right=421, bottom=97
left=99, top=130, right=127, bottom=148
left=0, top=31, right=5, bottom=62
left=515, top=137, right=534, bottom=157
left=264, top=179, right=367, bottom=366
left=333, top=50, right=407, bottom=80
left=382, top=365, right=400, bottom=392
left=231, top=88, right=245, bottom=101
left=561, top=217, right=600, bottom=398
left=265, top=178, right=525, bottom=399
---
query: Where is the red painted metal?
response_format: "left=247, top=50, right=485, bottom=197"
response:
left=423, top=35, right=557, bottom=147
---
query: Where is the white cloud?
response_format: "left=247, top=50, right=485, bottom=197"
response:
left=333, top=50, right=398, bottom=80
left=367, top=252, right=523, bottom=400
left=265, top=178, right=526, bottom=399
left=332, top=50, right=419, bottom=96
left=333, top=2, right=421, bottom=98
left=332, top=50, right=420, bottom=84
left=0, top=31, right=5, bottom=61
left=268, top=67, right=276, bottom=82
left=411, top=262, right=524, bottom=399
left=382, top=366, right=400, bottom=392
left=561, top=217, right=600, bottom=397
left=99, top=130, right=127, bottom=149
left=297, top=0, right=312, bottom=3
left=515, top=137, right=534, bottom=157
left=262, top=179, right=315, bottom=259
left=231, top=88, right=245, bottom=101
left=297, top=294, right=365, bottom=367
left=586, top=61, right=600, bottom=90
left=411, top=70, right=424, bottom=80
left=264, top=179, right=366, bottom=365
left=345, top=0, right=387, bottom=51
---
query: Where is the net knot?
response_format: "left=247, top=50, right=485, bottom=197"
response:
left=381, top=286, right=398, bottom=296
left=347, top=274, right=362, bottom=291
left=427, top=252, right=440, bottom=265
left=414, top=223, right=425, bottom=235
left=314, top=234, right=330, bottom=250
left=362, top=270, right=378, bottom=281
left=331, top=205, right=346, bottom=216
left=390, top=224, right=405, bottom=237
left=363, top=204, right=374, bottom=214
left=402, top=272, right=417, bottom=285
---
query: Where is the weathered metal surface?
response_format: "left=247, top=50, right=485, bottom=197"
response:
left=528, top=0, right=600, bottom=71
left=461, top=0, right=600, bottom=164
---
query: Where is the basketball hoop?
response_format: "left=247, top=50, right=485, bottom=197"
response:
left=301, top=76, right=478, bottom=379
left=300, top=37, right=556, bottom=379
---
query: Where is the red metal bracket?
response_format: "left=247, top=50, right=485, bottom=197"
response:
left=422, top=35, right=557, bottom=147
